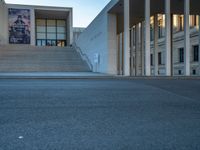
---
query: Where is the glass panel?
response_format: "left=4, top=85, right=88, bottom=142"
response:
left=47, top=20, right=56, bottom=26
left=37, top=33, right=46, bottom=39
left=57, top=40, right=65, bottom=47
left=36, top=19, right=46, bottom=26
left=57, top=27, right=65, bottom=33
left=47, top=40, right=52, bottom=46
left=52, top=40, right=56, bottom=46
left=37, top=40, right=41, bottom=46
left=47, top=33, right=56, bottom=39
left=42, top=40, right=46, bottom=46
left=57, top=20, right=66, bottom=26
left=61, top=41, right=65, bottom=47
left=37, top=26, right=46, bottom=33
left=57, top=33, right=66, bottom=40
left=47, top=27, right=56, bottom=33
left=57, top=40, right=62, bottom=47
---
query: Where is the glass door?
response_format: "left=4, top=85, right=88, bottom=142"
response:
left=57, top=40, right=66, bottom=47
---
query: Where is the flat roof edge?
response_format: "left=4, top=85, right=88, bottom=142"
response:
left=5, top=3, right=72, bottom=10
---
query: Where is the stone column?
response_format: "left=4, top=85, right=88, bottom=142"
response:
left=184, top=0, right=190, bottom=76
left=145, top=0, right=151, bottom=76
left=130, top=27, right=134, bottom=76
left=141, top=21, right=145, bottom=76
left=135, top=24, right=140, bottom=76
left=165, top=0, right=172, bottom=76
left=123, top=0, right=130, bottom=76
left=154, top=15, right=159, bottom=76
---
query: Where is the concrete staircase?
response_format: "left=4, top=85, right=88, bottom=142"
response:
left=0, top=45, right=91, bottom=72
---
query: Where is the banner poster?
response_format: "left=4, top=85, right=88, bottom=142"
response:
left=8, top=8, right=31, bottom=44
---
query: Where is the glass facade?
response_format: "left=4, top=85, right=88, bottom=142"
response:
left=36, top=19, right=66, bottom=47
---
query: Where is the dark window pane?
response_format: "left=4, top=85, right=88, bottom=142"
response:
left=193, top=45, right=199, bottom=62
left=179, top=48, right=184, bottom=63
left=158, top=52, right=162, bottom=65
left=151, top=54, right=153, bottom=66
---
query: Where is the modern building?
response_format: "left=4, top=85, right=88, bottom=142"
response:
left=0, top=0, right=73, bottom=47
left=76, top=0, right=200, bottom=76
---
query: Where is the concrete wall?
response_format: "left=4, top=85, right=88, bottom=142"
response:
left=76, top=0, right=118, bottom=74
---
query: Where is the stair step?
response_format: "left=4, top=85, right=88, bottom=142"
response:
left=0, top=45, right=90, bottom=72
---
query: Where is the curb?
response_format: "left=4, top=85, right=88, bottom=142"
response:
left=0, top=76, right=200, bottom=80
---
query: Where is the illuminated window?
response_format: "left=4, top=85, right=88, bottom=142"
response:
left=158, top=14, right=165, bottom=38
left=193, top=45, right=199, bottom=62
left=150, top=16, right=154, bottom=41
left=190, top=15, right=198, bottom=28
left=178, top=15, right=184, bottom=31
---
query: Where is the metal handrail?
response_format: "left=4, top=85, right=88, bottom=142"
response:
left=73, top=43, right=93, bottom=71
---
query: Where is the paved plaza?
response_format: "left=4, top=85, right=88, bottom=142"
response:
left=0, top=78, right=200, bottom=150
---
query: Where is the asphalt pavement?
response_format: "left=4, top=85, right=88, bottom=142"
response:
left=0, top=79, right=200, bottom=150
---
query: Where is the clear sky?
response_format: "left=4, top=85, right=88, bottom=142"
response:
left=5, top=0, right=111, bottom=27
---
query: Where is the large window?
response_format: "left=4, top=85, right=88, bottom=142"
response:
left=158, top=15, right=165, bottom=38
left=190, top=15, right=199, bottom=28
left=174, top=15, right=199, bottom=32
left=36, top=19, right=46, bottom=41
left=150, top=17, right=154, bottom=41
left=193, top=45, right=199, bottom=62
left=178, top=15, right=184, bottom=31
left=173, top=15, right=184, bottom=32
left=36, top=19, right=66, bottom=47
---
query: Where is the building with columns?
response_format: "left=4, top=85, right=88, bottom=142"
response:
left=0, top=1, right=73, bottom=46
left=76, top=0, right=200, bottom=76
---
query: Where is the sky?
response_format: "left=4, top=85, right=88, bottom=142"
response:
left=5, top=0, right=111, bottom=27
